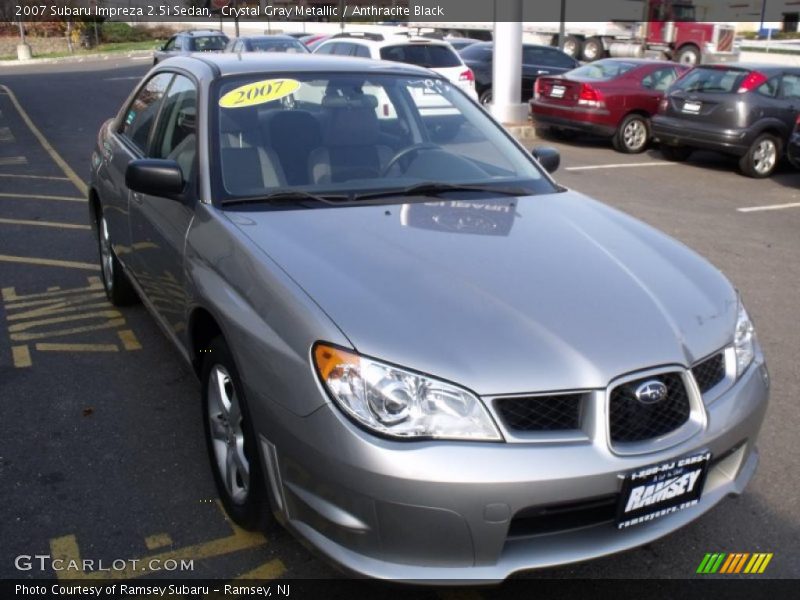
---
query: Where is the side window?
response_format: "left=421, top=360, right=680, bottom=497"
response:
left=151, top=75, right=198, bottom=180
left=756, top=76, right=780, bottom=98
left=120, top=73, right=173, bottom=154
left=642, top=67, right=678, bottom=91
left=173, top=37, right=184, bottom=51
left=315, top=43, right=334, bottom=55
left=333, top=43, right=356, bottom=56
left=353, top=44, right=371, bottom=58
left=163, top=37, right=176, bottom=51
left=780, top=74, right=800, bottom=100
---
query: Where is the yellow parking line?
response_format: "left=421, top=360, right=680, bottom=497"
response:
left=144, top=533, right=173, bottom=551
left=0, top=84, right=88, bottom=196
left=35, top=343, right=119, bottom=352
left=0, top=173, right=70, bottom=181
left=0, top=192, right=85, bottom=202
left=0, top=254, right=99, bottom=271
left=0, top=217, right=89, bottom=230
left=12, top=345, right=32, bottom=368
left=233, top=559, right=287, bottom=580
left=118, top=329, right=142, bottom=351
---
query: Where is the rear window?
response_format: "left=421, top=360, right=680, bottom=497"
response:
left=193, top=36, right=228, bottom=52
left=567, top=60, right=638, bottom=80
left=522, top=46, right=576, bottom=69
left=671, top=67, right=747, bottom=93
left=380, top=44, right=461, bottom=68
left=459, top=44, right=492, bottom=61
left=250, top=39, right=307, bottom=53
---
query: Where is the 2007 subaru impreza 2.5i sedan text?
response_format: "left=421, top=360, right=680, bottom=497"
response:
left=89, top=54, right=769, bottom=582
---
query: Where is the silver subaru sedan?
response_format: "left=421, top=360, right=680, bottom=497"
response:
left=89, top=53, right=768, bottom=582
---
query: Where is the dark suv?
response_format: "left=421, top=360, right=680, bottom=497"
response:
left=652, top=64, right=800, bottom=177
left=153, top=30, right=229, bottom=66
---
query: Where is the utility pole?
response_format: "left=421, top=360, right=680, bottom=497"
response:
left=17, top=13, right=32, bottom=60
left=558, top=0, right=566, bottom=49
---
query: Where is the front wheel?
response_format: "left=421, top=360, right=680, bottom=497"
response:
left=202, top=336, right=269, bottom=530
left=96, top=206, right=139, bottom=306
left=675, top=44, right=701, bottom=65
left=739, top=133, right=780, bottom=178
left=660, top=144, right=693, bottom=162
left=613, top=114, right=650, bottom=154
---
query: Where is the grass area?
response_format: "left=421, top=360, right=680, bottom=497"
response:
left=1, top=39, right=164, bottom=61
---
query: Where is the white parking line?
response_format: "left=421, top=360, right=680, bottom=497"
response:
left=737, top=202, right=800, bottom=213
left=565, top=162, right=678, bottom=171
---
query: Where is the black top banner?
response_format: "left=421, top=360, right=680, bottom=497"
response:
left=5, top=0, right=800, bottom=23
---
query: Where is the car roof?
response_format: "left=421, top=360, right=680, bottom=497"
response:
left=172, top=52, right=441, bottom=78
left=320, top=35, right=455, bottom=49
left=236, top=35, right=299, bottom=42
left=695, top=62, right=793, bottom=74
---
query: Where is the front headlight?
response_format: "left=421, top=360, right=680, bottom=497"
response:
left=313, top=343, right=502, bottom=441
left=734, top=298, right=756, bottom=378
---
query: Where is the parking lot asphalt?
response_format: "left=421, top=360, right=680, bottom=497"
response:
left=0, top=57, right=798, bottom=584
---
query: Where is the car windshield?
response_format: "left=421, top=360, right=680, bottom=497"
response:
left=568, top=59, right=638, bottom=80
left=194, top=36, right=228, bottom=52
left=250, top=39, right=308, bottom=53
left=379, top=44, right=462, bottom=68
left=670, top=67, right=747, bottom=93
left=212, top=72, right=553, bottom=205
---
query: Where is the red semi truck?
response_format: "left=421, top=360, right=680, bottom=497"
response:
left=410, top=0, right=738, bottom=65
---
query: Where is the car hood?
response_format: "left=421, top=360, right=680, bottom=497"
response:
left=227, top=191, right=737, bottom=395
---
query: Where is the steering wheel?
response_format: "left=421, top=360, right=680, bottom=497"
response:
left=381, top=143, right=440, bottom=177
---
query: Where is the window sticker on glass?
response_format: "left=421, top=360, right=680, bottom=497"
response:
left=219, top=78, right=301, bottom=109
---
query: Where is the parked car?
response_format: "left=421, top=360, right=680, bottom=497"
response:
left=313, top=34, right=477, bottom=101
left=226, top=35, right=309, bottom=54
left=531, top=59, right=689, bottom=153
left=788, top=116, right=800, bottom=169
left=153, top=30, right=229, bottom=66
left=459, top=41, right=580, bottom=106
left=301, top=34, right=331, bottom=51
left=89, top=52, right=767, bottom=581
left=652, top=63, right=800, bottom=177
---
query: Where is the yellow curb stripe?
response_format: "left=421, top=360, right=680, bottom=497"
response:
left=117, top=329, right=142, bottom=351
left=0, top=84, right=88, bottom=196
left=720, top=553, right=736, bottom=573
left=144, top=533, right=173, bottom=551
left=758, top=553, right=773, bottom=573
left=233, top=559, right=287, bottom=580
left=0, top=254, right=99, bottom=271
left=734, top=553, right=750, bottom=573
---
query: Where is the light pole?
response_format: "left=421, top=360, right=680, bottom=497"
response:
left=491, top=0, right=526, bottom=124
left=17, top=13, right=32, bottom=60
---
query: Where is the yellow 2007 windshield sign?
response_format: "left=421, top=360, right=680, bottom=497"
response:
left=219, top=78, right=300, bottom=108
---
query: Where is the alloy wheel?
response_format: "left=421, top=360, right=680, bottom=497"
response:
left=623, top=119, right=647, bottom=151
left=752, top=139, right=777, bottom=175
left=207, top=364, right=250, bottom=504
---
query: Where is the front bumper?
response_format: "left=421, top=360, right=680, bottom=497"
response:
left=254, top=358, right=769, bottom=582
left=652, top=115, right=751, bottom=156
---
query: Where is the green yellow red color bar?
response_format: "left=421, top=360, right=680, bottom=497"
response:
left=696, top=552, right=773, bottom=574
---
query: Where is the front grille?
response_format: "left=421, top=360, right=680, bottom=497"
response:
left=495, top=394, right=583, bottom=432
left=692, top=352, right=726, bottom=394
left=609, top=372, right=691, bottom=443
left=507, top=495, right=617, bottom=538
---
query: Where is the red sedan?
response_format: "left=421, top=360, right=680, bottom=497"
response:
left=531, top=59, right=689, bottom=153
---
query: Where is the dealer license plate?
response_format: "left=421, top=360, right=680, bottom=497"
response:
left=617, top=451, right=710, bottom=529
left=550, top=85, right=566, bottom=98
left=682, top=100, right=702, bottom=114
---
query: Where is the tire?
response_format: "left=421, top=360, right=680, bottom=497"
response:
left=675, top=44, right=701, bottom=65
left=202, top=336, right=270, bottom=530
left=582, top=37, right=605, bottom=61
left=479, top=88, right=492, bottom=106
left=739, top=133, right=781, bottom=178
left=660, top=144, right=693, bottom=162
left=612, top=114, right=650, bottom=154
left=562, top=35, right=583, bottom=59
left=96, top=205, right=139, bottom=306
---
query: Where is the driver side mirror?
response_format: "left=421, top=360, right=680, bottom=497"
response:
left=126, top=159, right=185, bottom=200
left=531, top=146, right=560, bottom=174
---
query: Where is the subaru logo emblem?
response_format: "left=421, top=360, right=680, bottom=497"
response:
left=634, top=380, right=668, bottom=405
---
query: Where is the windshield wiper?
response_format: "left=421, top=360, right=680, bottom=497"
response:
left=220, top=190, right=349, bottom=207
left=352, top=182, right=533, bottom=202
